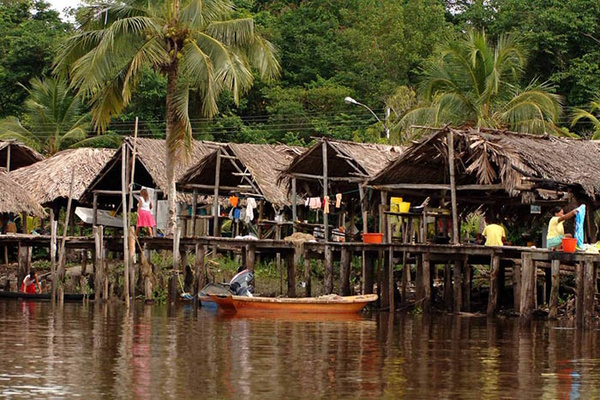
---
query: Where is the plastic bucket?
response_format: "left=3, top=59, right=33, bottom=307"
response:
left=562, top=237, right=577, bottom=253
left=362, top=233, right=384, bottom=243
left=399, top=202, right=411, bottom=213
left=390, top=197, right=403, bottom=213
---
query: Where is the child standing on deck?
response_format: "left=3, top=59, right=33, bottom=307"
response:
left=136, top=188, right=156, bottom=237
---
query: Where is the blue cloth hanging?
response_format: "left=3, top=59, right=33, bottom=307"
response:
left=575, top=204, right=586, bottom=248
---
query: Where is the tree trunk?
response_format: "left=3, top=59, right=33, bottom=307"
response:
left=165, top=61, right=181, bottom=237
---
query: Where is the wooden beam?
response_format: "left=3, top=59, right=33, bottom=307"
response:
left=447, top=131, right=459, bottom=244
left=212, top=151, right=221, bottom=237
left=322, top=141, right=329, bottom=242
left=289, top=172, right=364, bottom=182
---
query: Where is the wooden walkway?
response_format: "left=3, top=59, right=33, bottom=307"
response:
left=1, top=233, right=598, bottom=328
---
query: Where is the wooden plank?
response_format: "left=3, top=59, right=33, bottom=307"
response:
left=487, top=254, right=500, bottom=316
left=444, top=261, right=452, bottom=310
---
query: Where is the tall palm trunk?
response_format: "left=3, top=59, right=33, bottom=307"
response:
left=165, top=62, right=180, bottom=237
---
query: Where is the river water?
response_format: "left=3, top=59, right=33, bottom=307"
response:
left=1, top=300, right=599, bottom=399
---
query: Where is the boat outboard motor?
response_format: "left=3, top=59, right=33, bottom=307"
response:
left=228, top=268, right=254, bottom=297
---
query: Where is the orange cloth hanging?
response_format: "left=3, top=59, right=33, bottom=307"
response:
left=229, top=196, right=239, bottom=207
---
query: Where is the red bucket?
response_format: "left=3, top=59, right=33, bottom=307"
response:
left=562, top=237, right=577, bottom=253
left=362, top=233, right=383, bottom=243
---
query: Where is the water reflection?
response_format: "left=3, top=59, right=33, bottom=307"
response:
left=2, top=301, right=600, bottom=398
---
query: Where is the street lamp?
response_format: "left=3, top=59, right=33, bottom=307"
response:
left=344, top=96, right=390, bottom=139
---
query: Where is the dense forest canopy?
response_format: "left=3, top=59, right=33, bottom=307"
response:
left=1, top=0, right=600, bottom=149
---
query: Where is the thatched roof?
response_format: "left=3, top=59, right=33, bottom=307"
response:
left=83, top=138, right=220, bottom=204
left=370, top=126, right=600, bottom=204
left=9, top=148, right=115, bottom=207
left=0, top=172, right=46, bottom=217
left=281, top=138, right=403, bottom=196
left=179, top=143, right=304, bottom=207
left=0, top=140, right=44, bottom=171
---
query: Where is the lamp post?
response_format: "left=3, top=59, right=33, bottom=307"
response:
left=344, top=96, right=390, bottom=139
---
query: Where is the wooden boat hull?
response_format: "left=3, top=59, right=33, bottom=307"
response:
left=208, top=294, right=377, bottom=315
left=0, top=291, right=93, bottom=302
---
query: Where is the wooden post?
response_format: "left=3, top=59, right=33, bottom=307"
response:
left=50, top=208, right=57, bottom=299
left=359, top=184, right=369, bottom=294
left=5, top=143, right=10, bottom=171
left=245, top=244, right=256, bottom=272
left=513, top=260, right=521, bottom=312
left=462, top=260, right=471, bottom=312
left=121, top=144, right=130, bottom=308
left=444, top=261, right=453, bottom=310
left=487, top=254, right=500, bottom=316
left=519, top=252, right=534, bottom=323
left=389, top=248, right=395, bottom=311
left=576, top=261, right=584, bottom=328
left=340, top=247, right=351, bottom=296
left=191, top=190, right=197, bottom=237
left=422, top=252, right=431, bottom=312
left=194, top=244, right=206, bottom=295
left=94, top=226, right=104, bottom=301
left=324, top=245, right=333, bottom=294
left=447, top=130, right=459, bottom=244
left=549, top=259, right=560, bottom=319
left=415, top=253, right=424, bottom=301
left=364, top=252, right=374, bottom=295
left=17, top=242, right=28, bottom=289
left=379, top=192, right=388, bottom=241
left=286, top=252, right=296, bottom=297
left=322, top=141, right=329, bottom=242
left=453, top=259, right=463, bottom=313
left=128, top=226, right=136, bottom=300
left=142, top=243, right=153, bottom=303
left=292, top=178, right=297, bottom=232
left=304, top=256, right=311, bottom=297
left=583, top=256, right=595, bottom=329
left=93, top=193, right=98, bottom=226
left=212, top=150, right=222, bottom=237
left=57, top=169, right=75, bottom=296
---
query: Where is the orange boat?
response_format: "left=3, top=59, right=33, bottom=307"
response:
left=208, top=293, right=378, bottom=315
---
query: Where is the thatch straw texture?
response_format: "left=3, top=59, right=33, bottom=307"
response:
left=0, top=140, right=44, bottom=171
left=284, top=138, right=402, bottom=179
left=180, top=143, right=303, bottom=206
left=0, top=172, right=46, bottom=217
left=9, top=148, right=115, bottom=206
left=370, top=127, right=600, bottom=201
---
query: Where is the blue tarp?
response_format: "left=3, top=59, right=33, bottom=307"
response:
left=575, top=204, right=586, bottom=248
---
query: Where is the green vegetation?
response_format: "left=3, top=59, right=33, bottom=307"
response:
left=2, top=0, right=600, bottom=146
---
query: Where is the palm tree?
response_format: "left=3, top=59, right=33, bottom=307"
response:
left=54, top=0, right=280, bottom=233
left=571, top=98, right=600, bottom=139
left=0, top=77, right=99, bottom=155
left=394, top=30, right=562, bottom=143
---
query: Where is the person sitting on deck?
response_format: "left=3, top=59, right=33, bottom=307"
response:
left=481, top=216, right=506, bottom=246
left=546, top=206, right=578, bottom=250
left=20, top=268, right=41, bottom=294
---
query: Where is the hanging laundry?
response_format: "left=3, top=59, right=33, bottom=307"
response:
left=229, top=196, right=239, bottom=208
left=233, top=208, right=242, bottom=221
left=245, top=198, right=257, bottom=223
left=308, top=197, right=322, bottom=209
left=323, top=196, right=330, bottom=214
left=335, top=193, right=342, bottom=208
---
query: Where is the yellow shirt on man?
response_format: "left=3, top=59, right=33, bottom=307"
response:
left=482, top=224, right=506, bottom=246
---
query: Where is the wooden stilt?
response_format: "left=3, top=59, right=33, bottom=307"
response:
left=513, top=260, right=521, bottom=312
left=462, top=260, right=471, bottom=312
left=286, top=252, right=296, bottom=297
left=245, top=244, right=256, bottom=272
left=340, top=247, right=351, bottom=296
left=364, top=252, right=374, bottom=295
left=324, top=245, right=333, bottom=294
left=444, top=261, right=453, bottom=310
left=576, top=261, right=584, bottom=328
left=453, top=259, right=463, bottom=313
left=381, top=251, right=390, bottom=309
left=548, top=259, right=560, bottom=319
left=388, top=248, right=395, bottom=311
left=487, top=254, right=500, bottom=316
left=583, top=256, right=595, bottom=329
left=304, top=256, right=311, bottom=297
left=94, top=226, right=104, bottom=301
left=519, top=252, right=534, bottom=323
left=422, top=252, right=431, bottom=312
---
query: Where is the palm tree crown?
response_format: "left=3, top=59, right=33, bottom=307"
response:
left=571, top=98, right=600, bottom=139
left=55, top=0, right=280, bottom=232
left=0, top=77, right=92, bottom=155
left=394, top=30, right=562, bottom=143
